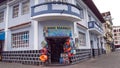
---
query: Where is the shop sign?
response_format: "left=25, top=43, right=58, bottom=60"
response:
left=43, top=26, right=72, bottom=37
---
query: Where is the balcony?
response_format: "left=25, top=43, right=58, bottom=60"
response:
left=31, top=2, right=82, bottom=21
left=88, top=21, right=103, bottom=35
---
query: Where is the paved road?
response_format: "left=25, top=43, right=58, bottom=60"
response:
left=0, top=50, right=120, bottom=68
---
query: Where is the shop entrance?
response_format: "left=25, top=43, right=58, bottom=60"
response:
left=46, top=37, right=69, bottom=64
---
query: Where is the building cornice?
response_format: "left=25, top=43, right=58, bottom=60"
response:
left=8, top=22, right=31, bottom=30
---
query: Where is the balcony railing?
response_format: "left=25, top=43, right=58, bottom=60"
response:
left=31, top=2, right=82, bottom=19
left=88, top=21, right=103, bottom=34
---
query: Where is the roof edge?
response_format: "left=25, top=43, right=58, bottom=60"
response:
left=83, top=0, right=105, bottom=23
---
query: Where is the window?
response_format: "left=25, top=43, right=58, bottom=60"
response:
left=11, top=31, right=29, bottom=48
left=88, top=15, right=92, bottom=21
left=115, top=41, right=118, bottom=44
left=22, top=0, right=30, bottom=15
left=119, top=33, right=120, bottom=36
left=119, top=29, right=120, bottom=32
left=78, top=32, right=86, bottom=46
left=76, top=4, right=84, bottom=19
left=0, top=11, right=4, bottom=23
left=115, top=37, right=117, bottom=40
left=13, top=4, right=19, bottom=18
left=114, top=34, right=117, bottom=36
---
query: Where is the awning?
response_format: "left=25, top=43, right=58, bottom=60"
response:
left=0, top=32, right=5, bottom=40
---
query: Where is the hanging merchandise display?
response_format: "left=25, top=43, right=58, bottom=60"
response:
left=41, top=48, right=47, bottom=55
left=66, top=47, right=71, bottom=52
left=39, top=40, right=49, bottom=63
left=43, top=27, right=48, bottom=37
left=41, top=40, right=47, bottom=48
left=75, top=38, right=79, bottom=48
left=71, top=49, right=76, bottom=54
left=39, top=54, right=48, bottom=62
left=60, top=37, right=75, bottom=64
left=60, top=53, right=70, bottom=64
left=66, top=39, right=70, bottom=46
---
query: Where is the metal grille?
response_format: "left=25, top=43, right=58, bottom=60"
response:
left=11, top=31, right=29, bottom=48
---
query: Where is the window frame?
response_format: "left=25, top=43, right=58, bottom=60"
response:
left=114, top=29, right=116, bottom=32
left=21, top=0, right=30, bottom=15
left=115, top=41, right=118, bottom=44
left=12, top=4, right=19, bottom=18
left=76, top=3, right=84, bottom=19
left=88, top=15, right=92, bottom=21
left=78, top=31, right=86, bottom=46
left=0, top=11, right=4, bottom=23
left=11, top=31, right=29, bottom=48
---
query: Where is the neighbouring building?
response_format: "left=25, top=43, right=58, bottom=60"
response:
left=0, top=0, right=105, bottom=65
left=102, top=11, right=114, bottom=53
left=113, top=26, right=120, bottom=48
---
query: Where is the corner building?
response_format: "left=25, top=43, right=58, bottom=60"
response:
left=0, top=0, right=105, bottom=65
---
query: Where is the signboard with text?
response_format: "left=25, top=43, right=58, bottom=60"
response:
left=43, top=26, right=72, bottom=37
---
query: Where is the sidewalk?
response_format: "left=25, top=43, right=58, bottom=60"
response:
left=0, top=51, right=120, bottom=68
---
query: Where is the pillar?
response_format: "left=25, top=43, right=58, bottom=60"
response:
left=33, top=21, right=39, bottom=50
left=4, top=3, right=9, bottom=51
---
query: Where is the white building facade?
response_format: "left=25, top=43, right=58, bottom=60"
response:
left=0, top=0, right=105, bottom=65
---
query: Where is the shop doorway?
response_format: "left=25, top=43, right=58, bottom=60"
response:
left=46, top=37, right=69, bottom=64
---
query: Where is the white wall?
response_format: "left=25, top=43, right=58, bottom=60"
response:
left=6, top=26, right=34, bottom=51
left=0, top=8, right=6, bottom=29
left=76, top=26, right=90, bottom=49
left=7, top=0, right=34, bottom=28
left=90, top=33, right=99, bottom=49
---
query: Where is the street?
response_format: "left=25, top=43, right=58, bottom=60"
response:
left=0, top=50, right=120, bottom=68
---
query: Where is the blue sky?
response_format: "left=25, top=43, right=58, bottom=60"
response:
left=93, top=0, right=120, bottom=26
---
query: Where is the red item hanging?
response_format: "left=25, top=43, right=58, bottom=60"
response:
left=66, top=47, right=71, bottom=52
left=68, top=52, right=73, bottom=57
left=66, top=41, right=70, bottom=46
left=41, top=48, right=47, bottom=55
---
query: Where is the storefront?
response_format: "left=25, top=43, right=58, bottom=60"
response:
left=40, top=26, right=75, bottom=64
